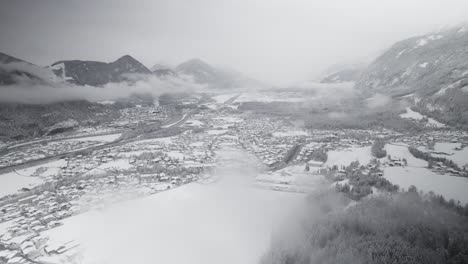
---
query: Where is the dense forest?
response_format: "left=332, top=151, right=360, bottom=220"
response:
left=261, top=189, right=468, bottom=264
left=262, top=157, right=468, bottom=264
left=0, top=101, right=123, bottom=140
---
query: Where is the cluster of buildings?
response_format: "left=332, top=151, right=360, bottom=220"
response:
left=0, top=140, right=102, bottom=169
left=109, top=105, right=170, bottom=129
left=2, top=95, right=468, bottom=263
left=399, top=130, right=468, bottom=149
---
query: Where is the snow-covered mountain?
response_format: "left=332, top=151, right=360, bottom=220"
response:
left=51, top=55, right=151, bottom=86
left=175, top=58, right=260, bottom=89
left=321, top=68, right=362, bottom=83
left=356, top=26, right=468, bottom=125
left=0, top=52, right=58, bottom=85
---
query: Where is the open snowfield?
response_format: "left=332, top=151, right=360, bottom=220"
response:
left=325, top=146, right=373, bottom=167
left=384, top=143, right=427, bottom=167
left=418, top=142, right=468, bottom=168
left=207, top=129, right=228, bottom=135
left=256, top=164, right=327, bottom=191
left=400, top=107, right=425, bottom=120
left=162, top=114, right=188, bottom=128
left=0, top=173, right=44, bottom=197
left=384, top=166, right=468, bottom=203
left=400, top=107, right=445, bottom=127
left=40, top=148, right=306, bottom=264
left=0, top=159, right=66, bottom=197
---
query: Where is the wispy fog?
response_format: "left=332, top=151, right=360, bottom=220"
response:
left=0, top=75, right=203, bottom=104
left=45, top=148, right=305, bottom=264
left=366, top=93, right=392, bottom=109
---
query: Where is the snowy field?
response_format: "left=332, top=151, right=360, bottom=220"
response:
left=400, top=107, right=445, bottom=127
left=0, top=159, right=66, bottom=197
left=0, top=173, right=44, bottom=198
left=384, top=143, right=427, bottom=167
left=207, top=129, right=228, bottom=135
left=384, top=166, right=468, bottom=203
left=40, top=148, right=305, bottom=264
left=325, top=146, right=373, bottom=167
left=418, top=142, right=468, bottom=168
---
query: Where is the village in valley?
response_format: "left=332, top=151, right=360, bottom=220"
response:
left=1, top=91, right=468, bottom=263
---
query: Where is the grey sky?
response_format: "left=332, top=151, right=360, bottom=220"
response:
left=1, top=0, right=467, bottom=83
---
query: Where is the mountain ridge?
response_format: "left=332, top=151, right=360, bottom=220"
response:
left=356, top=25, right=468, bottom=125
left=50, top=55, right=152, bottom=86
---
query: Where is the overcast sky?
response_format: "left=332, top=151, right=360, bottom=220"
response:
left=1, top=0, right=467, bottom=83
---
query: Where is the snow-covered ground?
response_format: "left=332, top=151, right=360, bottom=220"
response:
left=0, top=173, right=44, bottom=198
left=84, top=159, right=133, bottom=175
left=418, top=142, right=468, bottom=168
left=185, top=119, right=204, bottom=127
left=161, top=114, right=187, bottom=128
left=212, top=116, right=244, bottom=123
left=256, top=164, right=327, bottom=193
left=133, top=136, right=174, bottom=146
left=212, top=93, right=239, bottom=104
left=272, top=130, right=308, bottom=137
left=384, top=143, right=427, bottom=167
left=384, top=166, right=468, bottom=203
left=207, top=129, right=228, bottom=135
left=167, top=151, right=185, bottom=160
left=0, top=159, right=66, bottom=197
left=383, top=143, right=468, bottom=203
left=325, top=146, right=373, bottom=167
left=39, top=148, right=305, bottom=264
left=400, top=107, right=445, bottom=128
left=400, top=107, right=425, bottom=120
left=234, top=92, right=305, bottom=103
left=65, top=134, right=121, bottom=143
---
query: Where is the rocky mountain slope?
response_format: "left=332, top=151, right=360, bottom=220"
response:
left=0, top=52, right=57, bottom=85
left=51, top=55, right=151, bottom=86
left=0, top=100, right=121, bottom=140
left=356, top=26, right=468, bottom=125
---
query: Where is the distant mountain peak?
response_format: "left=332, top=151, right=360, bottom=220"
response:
left=115, top=54, right=138, bottom=63
left=50, top=55, right=151, bottom=86
left=356, top=25, right=468, bottom=125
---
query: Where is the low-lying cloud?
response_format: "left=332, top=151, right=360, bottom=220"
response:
left=366, top=93, right=391, bottom=109
left=0, top=75, right=205, bottom=104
